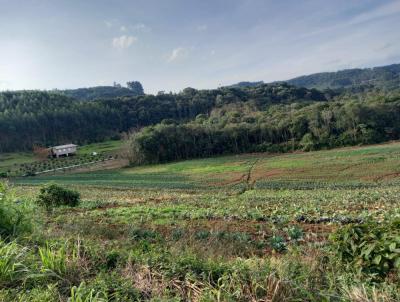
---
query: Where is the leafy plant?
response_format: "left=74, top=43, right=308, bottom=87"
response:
left=194, top=230, right=211, bottom=240
left=270, top=235, right=287, bottom=252
left=331, top=219, right=400, bottom=279
left=36, top=184, right=80, bottom=209
left=286, top=226, right=303, bottom=241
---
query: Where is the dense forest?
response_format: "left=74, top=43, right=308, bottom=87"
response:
left=1, top=63, right=400, bottom=162
left=130, top=92, right=400, bottom=163
left=0, top=83, right=324, bottom=152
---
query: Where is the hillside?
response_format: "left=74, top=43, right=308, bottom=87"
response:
left=60, top=86, right=141, bottom=101
left=0, top=83, right=326, bottom=152
left=287, top=63, right=400, bottom=91
left=227, top=63, right=400, bottom=92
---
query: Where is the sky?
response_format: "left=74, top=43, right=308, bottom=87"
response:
left=0, top=0, right=400, bottom=94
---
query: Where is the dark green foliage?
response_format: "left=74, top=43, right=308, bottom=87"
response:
left=287, top=63, right=400, bottom=92
left=194, top=230, right=211, bottom=240
left=129, top=227, right=159, bottom=241
left=286, top=226, right=303, bottom=241
left=60, top=85, right=142, bottom=101
left=331, top=219, right=400, bottom=279
left=171, top=228, right=184, bottom=241
left=0, top=83, right=325, bottom=152
left=131, top=93, right=400, bottom=163
left=36, top=184, right=80, bottom=208
left=126, top=81, right=144, bottom=95
left=270, top=235, right=287, bottom=252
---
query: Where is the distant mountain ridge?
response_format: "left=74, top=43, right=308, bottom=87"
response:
left=58, top=81, right=145, bottom=101
left=287, top=63, right=400, bottom=91
left=228, top=63, right=400, bottom=91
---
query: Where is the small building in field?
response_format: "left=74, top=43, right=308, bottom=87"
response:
left=49, top=144, right=77, bottom=158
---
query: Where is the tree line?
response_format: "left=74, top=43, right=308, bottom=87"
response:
left=130, top=92, right=400, bottom=163
left=0, top=83, right=325, bottom=152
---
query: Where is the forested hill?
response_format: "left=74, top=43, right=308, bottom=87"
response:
left=57, top=81, right=145, bottom=101
left=131, top=90, right=400, bottom=164
left=227, top=63, right=400, bottom=92
left=0, top=83, right=325, bottom=152
left=59, top=86, right=139, bottom=101
left=287, top=63, right=400, bottom=91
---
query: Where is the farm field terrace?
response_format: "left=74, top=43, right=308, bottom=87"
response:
left=14, top=141, right=400, bottom=189
left=2, top=142, right=400, bottom=301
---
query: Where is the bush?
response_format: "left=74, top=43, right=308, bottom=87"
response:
left=331, top=219, right=400, bottom=280
left=36, top=184, right=80, bottom=209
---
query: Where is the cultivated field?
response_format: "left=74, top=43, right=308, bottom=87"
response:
left=2, top=142, right=400, bottom=301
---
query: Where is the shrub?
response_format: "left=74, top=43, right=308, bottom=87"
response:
left=331, top=219, right=400, bottom=280
left=36, top=184, right=80, bottom=209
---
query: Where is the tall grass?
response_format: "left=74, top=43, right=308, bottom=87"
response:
left=0, top=240, right=28, bottom=287
left=0, top=182, right=37, bottom=238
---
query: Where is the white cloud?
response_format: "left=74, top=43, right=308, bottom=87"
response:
left=167, top=47, right=189, bottom=62
left=104, top=20, right=113, bottom=28
left=120, top=25, right=127, bottom=32
left=112, top=35, right=137, bottom=49
left=131, top=23, right=151, bottom=32
left=197, top=24, right=208, bottom=32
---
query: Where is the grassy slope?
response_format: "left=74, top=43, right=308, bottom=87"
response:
left=6, top=142, right=400, bottom=300
left=13, top=141, right=400, bottom=189
left=0, top=152, right=36, bottom=171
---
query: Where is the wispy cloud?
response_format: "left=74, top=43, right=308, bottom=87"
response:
left=112, top=35, right=137, bottom=49
left=350, top=1, right=400, bottom=25
left=167, top=47, right=189, bottom=62
left=196, top=24, right=208, bottom=32
left=104, top=20, right=113, bottom=28
left=120, top=25, right=127, bottom=32
left=131, top=23, right=151, bottom=32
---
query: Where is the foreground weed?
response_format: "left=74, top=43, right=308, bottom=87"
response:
left=39, top=243, right=67, bottom=277
left=0, top=240, right=28, bottom=287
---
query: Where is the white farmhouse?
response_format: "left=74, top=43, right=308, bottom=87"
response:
left=49, top=144, right=77, bottom=158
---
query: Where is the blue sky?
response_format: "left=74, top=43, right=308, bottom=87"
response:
left=0, top=0, right=400, bottom=93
